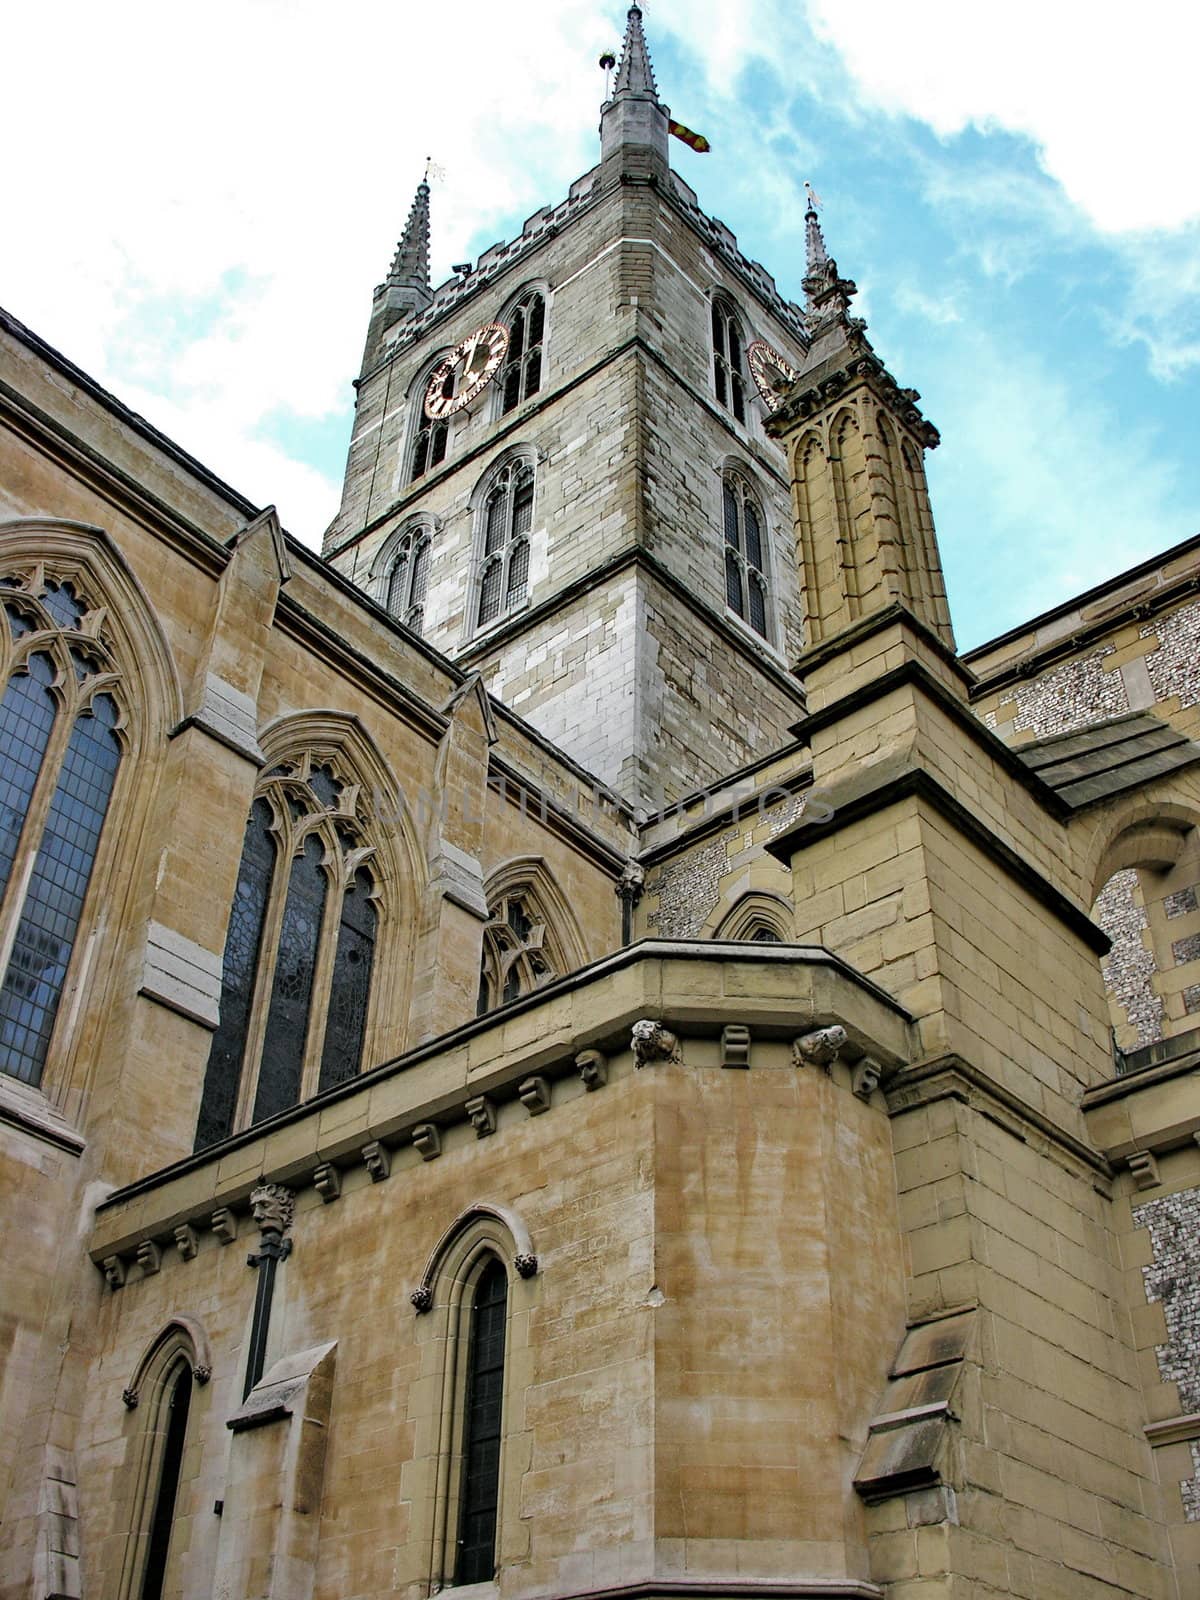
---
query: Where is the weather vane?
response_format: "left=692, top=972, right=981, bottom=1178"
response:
left=804, top=181, right=822, bottom=212
left=424, top=156, right=447, bottom=184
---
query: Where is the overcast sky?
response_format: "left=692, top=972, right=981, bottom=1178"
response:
left=6, top=1, right=1198, bottom=649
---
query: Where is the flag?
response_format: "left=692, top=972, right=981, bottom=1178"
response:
left=669, top=120, right=710, bottom=154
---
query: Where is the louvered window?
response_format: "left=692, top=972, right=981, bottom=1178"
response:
left=711, top=298, right=746, bottom=423
left=385, top=528, right=432, bottom=635
left=475, top=460, right=535, bottom=631
left=720, top=472, right=770, bottom=640
left=0, top=577, right=125, bottom=1087
left=500, top=292, right=546, bottom=415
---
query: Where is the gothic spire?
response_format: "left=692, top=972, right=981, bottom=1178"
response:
left=804, top=183, right=829, bottom=274
left=613, top=4, right=659, bottom=99
left=801, top=188, right=858, bottom=328
left=387, top=177, right=431, bottom=291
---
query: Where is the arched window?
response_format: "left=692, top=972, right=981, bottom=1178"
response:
left=455, top=1256, right=508, bottom=1585
left=0, top=574, right=124, bottom=1086
left=721, top=471, right=770, bottom=639
left=499, top=291, right=545, bottom=416
left=477, top=890, right=558, bottom=1014
left=711, top=297, right=746, bottom=423
left=195, top=754, right=380, bottom=1149
left=475, top=458, right=535, bottom=631
left=715, top=891, right=792, bottom=943
left=385, top=527, right=431, bottom=635
left=119, top=1318, right=210, bottom=1600
left=409, top=355, right=454, bottom=484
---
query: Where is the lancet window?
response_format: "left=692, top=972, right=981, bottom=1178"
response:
left=721, top=470, right=770, bottom=639
left=711, top=297, right=747, bottom=423
left=195, top=754, right=379, bottom=1149
left=385, top=527, right=431, bottom=634
left=475, top=458, right=535, bottom=630
left=0, top=571, right=125, bottom=1087
left=499, top=290, right=545, bottom=415
left=454, top=1255, right=509, bottom=1585
left=477, top=890, right=557, bottom=1014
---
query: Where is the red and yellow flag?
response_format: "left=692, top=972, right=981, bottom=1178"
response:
left=669, top=120, right=710, bottom=154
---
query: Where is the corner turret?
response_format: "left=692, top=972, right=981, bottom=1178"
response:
left=361, top=177, right=433, bottom=373
left=599, top=5, right=670, bottom=179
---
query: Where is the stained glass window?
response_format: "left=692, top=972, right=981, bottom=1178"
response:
left=0, top=692, right=122, bottom=1084
left=454, top=1258, right=508, bottom=1586
left=196, top=758, right=382, bottom=1147
left=318, top=868, right=377, bottom=1091
left=254, top=832, right=328, bottom=1123
left=194, top=800, right=276, bottom=1150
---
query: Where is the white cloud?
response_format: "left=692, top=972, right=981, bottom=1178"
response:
left=806, top=0, right=1200, bottom=235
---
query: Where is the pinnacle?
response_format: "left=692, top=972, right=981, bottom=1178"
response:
left=804, top=183, right=829, bottom=274
left=388, top=178, right=431, bottom=291
left=613, top=4, right=660, bottom=99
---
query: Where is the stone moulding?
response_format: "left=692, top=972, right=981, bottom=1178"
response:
left=88, top=946, right=913, bottom=1279
left=410, top=1200, right=539, bottom=1314
left=121, top=1315, right=213, bottom=1409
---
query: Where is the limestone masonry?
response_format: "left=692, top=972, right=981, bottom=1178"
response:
left=1, top=7, right=1199, bottom=1600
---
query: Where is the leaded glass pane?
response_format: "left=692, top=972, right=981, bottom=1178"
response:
left=318, top=868, right=377, bottom=1092
left=0, top=652, right=57, bottom=909
left=478, top=561, right=503, bottom=627
left=524, top=348, right=541, bottom=397
left=484, top=492, right=507, bottom=556
left=723, top=482, right=740, bottom=548
left=502, top=363, right=521, bottom=414
left=40, top=582, right=85, bottom=631
left=506, top=542, right=529, bottom=607
left=512, top=476, right=534, bottom=540
left=455, top=1259, right=508, bottom=1586
left=195, top=799, right=276, bottom=1149
left=744, top=500, right=763, bottom=570
left=430, top=419, right=448, bottom=469
left=307, top=765, right=341, bottom=811
left=725, top=548, right=743, bottom=616
left=0, top=693, right=121, bottom=1085
left=386, top=550, right=409, bottom=617
left=253, top=833, right=328, bottom=1124
left=748, top=572, right=767, bottom=637
left=508, top=308, right=525, bottom=365
left=411, top=424, right=431, bottom=482
left=528, top=293, right=545, bottom=348
left=410, top=540, right=430, bottom=606
left=732, top=372, right=745, bottom=424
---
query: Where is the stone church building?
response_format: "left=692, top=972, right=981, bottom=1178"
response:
left=2, top=8, right=1199, bottom=1597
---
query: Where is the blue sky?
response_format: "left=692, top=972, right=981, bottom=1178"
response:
left=5, top=0, right=1197, bottom=651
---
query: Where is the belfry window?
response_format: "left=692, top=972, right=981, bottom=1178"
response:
left=499, top=291, right=545, bottom=415
left=454, top=1257, right=508, bottom=1586
left=477, top=891, right=557, bottom=1014
left=721, top=471, right=769, bottom=639
left=410, top=412, right=450, bottom=484
left=385, top=528, right=431, bottom=634
left=0, top=575, right=124, bottom=1087
left=711, top=297, right=746, bottom=423
left=195, top=755, right=379, bottom=1149
left=475, top=458, right=535, bottom=630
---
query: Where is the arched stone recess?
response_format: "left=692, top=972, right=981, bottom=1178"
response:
left=122, top=1314, right=213, bottom=1409
left=115, top=1316, right=211, bottom=1600
left=829, top=404, right=866, bottom=620
left=1080, top=794, right=1200, bottom=1054
left=477, top=855, right=588, bottom=1010
left=0, top=519, right=184, bottom=1110
left=367, top=511, right=442, bottom=605
left=791, top=429, right=827, bottom=642
left=405, top=1202, right=539, bottom=1595
left=412, top=1201, right=539, bottom=1309
left=255, top=710, right=425, bottom=1067
left=710, top=890, right=794, bottom=943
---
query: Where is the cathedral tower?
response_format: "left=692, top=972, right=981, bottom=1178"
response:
left=324, top=6, right=813, bottom=809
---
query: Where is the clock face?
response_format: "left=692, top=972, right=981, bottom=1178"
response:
left=424, top=323, right=510, bottom=419
left=747, top=340, right=798, bottom=412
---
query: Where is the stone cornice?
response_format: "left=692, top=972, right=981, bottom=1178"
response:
left=767, top=349, right=940, bottom=449
left=766, top=756, right=1109, bottom=957
left=90, top=940, right=913, bottom=1271
left=887, top=1053, right=1112, bottom=1180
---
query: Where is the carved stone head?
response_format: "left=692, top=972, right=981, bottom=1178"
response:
left=249, top=1182, right=295, bottom=1238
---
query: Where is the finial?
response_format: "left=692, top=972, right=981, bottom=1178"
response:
left=612, top=0, right=660, bottom=99
left=800, top=188, right=859, bottom=329
left=387, top=175, right=432, bottom=292
left=804, top=182, right=829, bottom=273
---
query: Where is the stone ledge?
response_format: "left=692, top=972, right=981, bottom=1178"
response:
left=0, top=1073, right=85, bottom=1155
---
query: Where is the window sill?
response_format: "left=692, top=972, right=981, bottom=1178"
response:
left=0, top=1072, right=86, bottom=1155
left=466, top=598, right=531, bottom=648
left=723, top=606, right=783, bottom=664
